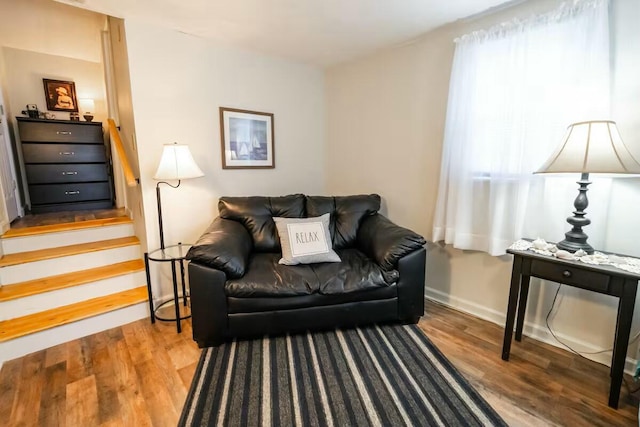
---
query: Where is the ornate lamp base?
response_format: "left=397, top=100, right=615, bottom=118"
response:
left=558, top=172, right=594, bottom=254
left=557, top=238, right=594, bottom=254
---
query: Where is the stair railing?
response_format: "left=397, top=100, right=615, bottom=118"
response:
left=107, top=118, right=138, bottom=187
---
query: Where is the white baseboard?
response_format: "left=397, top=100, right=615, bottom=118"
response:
left=425, top=287, right=638, bottom=376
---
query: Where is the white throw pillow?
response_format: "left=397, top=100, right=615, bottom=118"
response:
left=273, top=213, right=341, bottom=265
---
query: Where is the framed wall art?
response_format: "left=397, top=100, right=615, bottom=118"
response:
left=220, top=107, right=274, bottom=169
left=43, top=79, right=79, bottom=112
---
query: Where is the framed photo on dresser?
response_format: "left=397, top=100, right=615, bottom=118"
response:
left=43, top=79, right=78, bottom=112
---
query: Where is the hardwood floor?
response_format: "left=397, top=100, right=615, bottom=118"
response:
left=9, top=208, right=126, bottom=229
left=0, top=300, right=637, bottom=426
left=419, top=301, right=638, bottom=426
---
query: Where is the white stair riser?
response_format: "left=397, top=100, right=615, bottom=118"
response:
left=1, top=224, right=134, bottom=254
left=0, top=303, right=148, bottom=365
left=0, top=271, right=146, bottom=321
left=0, top=245, right=141, bottom=285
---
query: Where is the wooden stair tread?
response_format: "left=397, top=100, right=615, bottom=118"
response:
left=0, top=236, right=140, bottom=267
left=2, top=216, right=132, bottom=239
left=0, top=287, right=148, bottom=342
left=0, top=259, right=144, bottom=302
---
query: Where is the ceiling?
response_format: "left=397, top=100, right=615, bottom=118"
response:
left=59, top=0, right=513, bottom=66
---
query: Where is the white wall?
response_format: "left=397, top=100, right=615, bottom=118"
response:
left=0, top=0, right=107, bottom=121
left=0, top=0, right=104, bottom=63
left=107, top=17, right=148, bottom=251
left=2, top=47, right=107, bottom=122
left=326, top=0, right=640, bottom=368
left=123, top=19, right=326, bottom=297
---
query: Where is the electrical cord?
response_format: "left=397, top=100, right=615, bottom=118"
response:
left=545, top=284, right=640, bottom=395
left=545, top=284, right=640, bottom=355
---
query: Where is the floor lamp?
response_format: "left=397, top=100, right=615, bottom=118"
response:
left=535, top=120, right=640, bottom=254
left=153, top=143, right=204, bottom=249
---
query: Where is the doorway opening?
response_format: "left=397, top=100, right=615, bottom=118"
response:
left=0, top=0, right=141, bottom=237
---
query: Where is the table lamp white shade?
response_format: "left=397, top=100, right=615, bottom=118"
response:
left=154, top=143, right=204, bottom=180
left=534, top=120, right=640, bottom=255
left=535, top=120, right=640, bottom=174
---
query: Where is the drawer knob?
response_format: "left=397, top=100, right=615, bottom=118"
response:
left=62, top=171, right=78, bottom=175
left=563, top=270, right=572, bottom=278
left=59, top=151, right=75, bottom=156
left=56, top=131, right=72, bottom=135
left=65, top=190, right=80, bottom=195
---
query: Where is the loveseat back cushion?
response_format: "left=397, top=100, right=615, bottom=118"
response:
left=305, top=194, right=380, bottom=249
left=219, top=194, right=305, bottom=252
left=225, top=253, right=319, bottom=297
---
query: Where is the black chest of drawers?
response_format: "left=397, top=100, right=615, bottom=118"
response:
left=17, top=117, right=114, bottom=213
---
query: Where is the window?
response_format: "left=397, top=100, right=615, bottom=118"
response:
left=433, top=0, right=611, bottom=255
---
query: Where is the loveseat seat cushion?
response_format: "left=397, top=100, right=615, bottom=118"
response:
left=226, top=248, right=396, bottom=300
left=305, top=194, right=380, bottom=249
left=312, top=248, right=398, bottom=294
left=225, top=253, right=319, bottom=297
left=227, top=284, right=397, bottom=313
left=219, top=194, right=305, bottom=252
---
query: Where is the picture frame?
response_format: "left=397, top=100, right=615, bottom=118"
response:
left=220, top=107, right=274, bottom=169
left=43, top=79, right=79, bottom=112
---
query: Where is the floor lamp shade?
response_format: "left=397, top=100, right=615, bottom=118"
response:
left=153, top=143, right=204, bottom=249
left=154, top=143, right=204, bottom=180
left=535, top=120, right=640, bottom=253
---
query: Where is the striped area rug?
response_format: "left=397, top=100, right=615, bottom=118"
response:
left=179, top=324, right=506, bottom=426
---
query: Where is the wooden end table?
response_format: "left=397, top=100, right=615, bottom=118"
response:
left=502, top=244, right=640, bottom=409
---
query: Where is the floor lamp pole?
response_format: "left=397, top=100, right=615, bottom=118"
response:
left=156, top=181, right=181, bottom=250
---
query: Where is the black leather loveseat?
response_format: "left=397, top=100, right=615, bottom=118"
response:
left=186, top=194, right=426, bottom=347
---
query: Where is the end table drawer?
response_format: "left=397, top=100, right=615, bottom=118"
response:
left=530, top=260, right=610, bottom=292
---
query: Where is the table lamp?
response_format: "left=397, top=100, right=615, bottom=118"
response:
left=78, top=98, right=95, bottom=122
left=535, top=120, right=640, bottom=254
left=153, top=143, right=204, bottom=249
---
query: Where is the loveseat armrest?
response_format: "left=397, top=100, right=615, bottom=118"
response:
left=396, top=247, right=426, bottom=322
left=186, top=217, right=252, bottom=279
left=189, top=263, right=228, bottom=347
left=356, top=214, right=426, bottom=270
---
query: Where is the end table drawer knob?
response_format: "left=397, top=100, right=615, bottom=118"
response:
left=563, top=270, right=572, bottom=278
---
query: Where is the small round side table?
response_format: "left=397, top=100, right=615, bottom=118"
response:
left=144, top=243, right=192, bottom=333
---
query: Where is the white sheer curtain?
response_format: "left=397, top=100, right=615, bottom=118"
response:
left=433, top=0, right=611, bottom=256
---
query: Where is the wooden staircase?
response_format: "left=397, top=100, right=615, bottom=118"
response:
left=0, top=216, right=149, bottom=364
